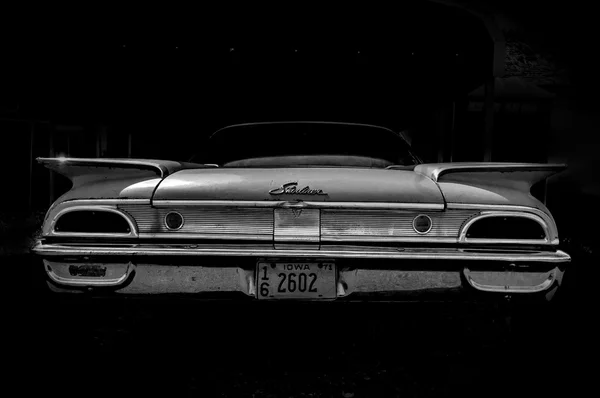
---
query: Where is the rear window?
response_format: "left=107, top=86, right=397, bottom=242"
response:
left=193, top=122, right=420, bottom=166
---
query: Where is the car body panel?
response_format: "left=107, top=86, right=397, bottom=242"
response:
left=37, top=157, right=215, bottom=202
left=414, top=162, right=565, bottom=211
left=152, top=168, right=445, bottom=204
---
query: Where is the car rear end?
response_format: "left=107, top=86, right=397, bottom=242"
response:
left=33, top=180, right=569, bottom=303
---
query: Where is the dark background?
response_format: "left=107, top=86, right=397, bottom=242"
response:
left=2, top=1, right=596, bottom=397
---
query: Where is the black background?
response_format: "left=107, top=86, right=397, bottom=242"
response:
left=2, top=2, right=595, bottom=397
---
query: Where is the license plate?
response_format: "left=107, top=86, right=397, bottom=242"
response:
left=256, top=262, right=336, bottom=299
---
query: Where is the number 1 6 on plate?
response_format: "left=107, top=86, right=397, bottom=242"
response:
left=256, top=262, right=337, bottom=299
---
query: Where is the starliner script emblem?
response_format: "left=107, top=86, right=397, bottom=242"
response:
left=269, top=182, right=327, bottom=196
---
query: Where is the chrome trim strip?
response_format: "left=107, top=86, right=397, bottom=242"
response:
left=49, top=205, right=139, bottom=238
left=320, top=236, right=458, bottom=243
left=138, top=233, right=273, bottom=241
left=152, top=200, right=445, bottom=211
left=62, top=199, right=152, bottom=205
left=463, top=238, right=551, bottom=245
left=458, top=211, right=551, bottom=244
left=32, top=243, right=571, bottom=263
left=447, top=203, right=551, bottom=218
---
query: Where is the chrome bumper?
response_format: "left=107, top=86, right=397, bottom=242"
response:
left=32, top=242, right=570, bottom=300
left=32, top=242, right=570, bottom=262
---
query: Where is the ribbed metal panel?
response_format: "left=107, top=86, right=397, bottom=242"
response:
left=119, top=205, right=477, bottom=242
left=119, top=205, right=273, bottom=237
left=274, top=208, right=320, bottom=242
left=321, top=210, right=477, bottom=240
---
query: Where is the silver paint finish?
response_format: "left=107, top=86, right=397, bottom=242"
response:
left=414, top=162, right=566, bottom=212
left=414, top=162, right=566, bottom=183
left=37, top=157, right=170, bottom=177
left=151, top=168, right=446, bottom=204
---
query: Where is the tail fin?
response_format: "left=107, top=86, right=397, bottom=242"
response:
left=37, top=157, right=216, bottom=192
left=414, top=162, right=567, bottom=192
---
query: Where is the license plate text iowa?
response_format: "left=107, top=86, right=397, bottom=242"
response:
left=256, top=262, right=336, bottom=299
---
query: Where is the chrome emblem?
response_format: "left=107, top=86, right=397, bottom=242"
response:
left=291, top=209, right=303, bottom=218
left=269, top=182, right=327, bottom=196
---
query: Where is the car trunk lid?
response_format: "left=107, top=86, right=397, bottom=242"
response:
left=152, top=167, right=444, bottom=205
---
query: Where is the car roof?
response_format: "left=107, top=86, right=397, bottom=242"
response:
left=209, top=121, right=400, bottom=139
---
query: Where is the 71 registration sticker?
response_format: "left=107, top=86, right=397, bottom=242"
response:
left=256, top=262, right=337, bottom=299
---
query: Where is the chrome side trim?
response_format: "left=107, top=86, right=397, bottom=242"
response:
left=49, top=205, right=139, bottom=238
left=138, top=233, right=273, bottom=241
left=61, top=199, right=152, bottom=205
left=151, top=200, right=445, bottom=211
left=320, top=236, right=458, bottom=243
left=32, top=242, right=572, bottom=263
left=458, top=211, right=551, bottom=245
left=136, top=235, right=461, bottom=244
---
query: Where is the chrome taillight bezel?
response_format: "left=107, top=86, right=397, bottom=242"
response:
left=48, top=204, right=138, bottom=238
left=459, top=211, right=551, bottom=245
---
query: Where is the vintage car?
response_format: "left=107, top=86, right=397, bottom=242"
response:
left=32, top=121, right=570, bottom=302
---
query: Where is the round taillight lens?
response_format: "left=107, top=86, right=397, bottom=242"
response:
left=413, top=214, right=432, bottom=234
left=165, top=211, right=184, bottom=230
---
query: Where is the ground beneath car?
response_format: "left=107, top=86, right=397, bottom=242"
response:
left=5, top=255, right=590, bottom=398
